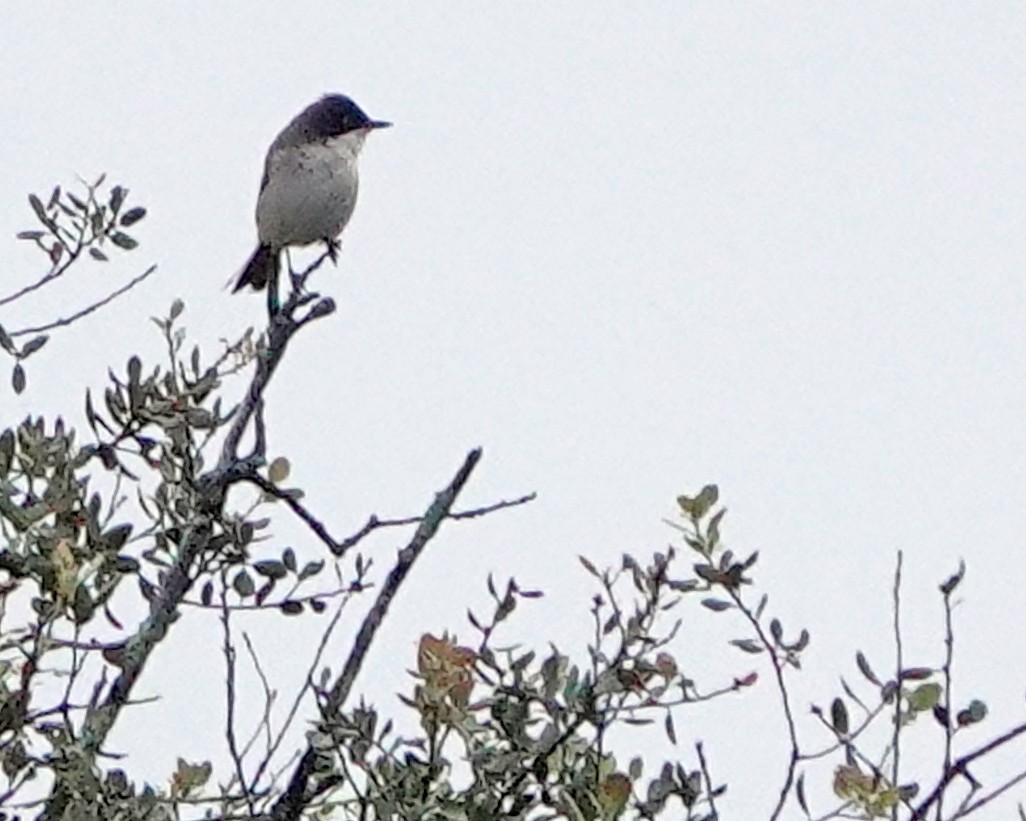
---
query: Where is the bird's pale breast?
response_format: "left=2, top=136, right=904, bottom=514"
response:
left=256, top=138, right=362, bottom=249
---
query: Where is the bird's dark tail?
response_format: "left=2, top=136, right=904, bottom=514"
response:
left=233, top=245, right=278, bottom=292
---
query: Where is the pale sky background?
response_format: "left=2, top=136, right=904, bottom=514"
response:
left=3, top=3, right=1026, bottom=817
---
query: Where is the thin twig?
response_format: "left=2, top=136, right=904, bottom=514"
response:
left=891, top=550, right=903, bottom=820
left=10, top=265, right=157, bottom=336
left=250, top=589, right=355, bottom=794
left=696, top=741, right=719, bottom=815
left=910, top=719, right=1026, bottom=819
left=0, top=232, right=76, bottom=307
left=219, top=576, right=254, bottom=814
left=247, top=473, right=534, bottom=556
left=734, top=588, right=799, bottom=821
left=939, top=567, right=957, bottom=820
left=957, top=767, right=1026, bottom=817
left=239, top=633, right=276, bottom=759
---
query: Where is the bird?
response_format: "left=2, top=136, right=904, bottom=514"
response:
left=233, top=94, right=391, bottom=292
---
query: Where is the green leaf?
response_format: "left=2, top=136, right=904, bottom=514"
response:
left=730, top=638, right=764, bottom=654
left=28, top=193, right=48, bottom=224
left=831, top=697, right=849, bottom=735
left=109, top=185, right=126, bottom=215
left=677, top=484, right=719, bottom=519
left=795, top=773, right=808, bottom=813
left=957, top=699, right=987, bottom=726
left=174, top=759, right=212, bottom=795
left=298, top=560, right=324, bottom=581
left=579, top=555, right=600, bottom=578
left=856, top=651, right=880, bottom=685
left=120, top=206, right=147, bottom=226
left=12, top=364, right=26, bottom=394
left=695, top=484, right=719, bottom=513
left=102, top=523, right=133, bottom=551
left=109, top=231, right=138, bottom=250
left=940, top=560, right=966, bottom=595
left=113, top=555, right=140, bottom=574
left=72, top=586, right=94, bottom=624
left=127, top=355, right=141, bottom=386
left=19, top=335, right=48, bottom=359
left=232, top=570, right=255, bottom=598
left=908, top=682, right=942, bottom=712
left=254, top=559, right=287, bottom=580
left=255, top=580, right=275, bottom=605
left=267, top=456, right=290, bottom=484
left=901, top=667, right=934, bottom=681
left=707, top=507, right=727, bottom=546
left=280, top=600, right=303, bottom=615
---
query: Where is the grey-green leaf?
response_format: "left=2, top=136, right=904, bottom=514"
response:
left=20, top=335, right=48, bottom=359
left=29, top=193, right=48, bottom=224
left=109, top=231, right=138, bottom=250
left=120, top=206, right=147, bottom=227
left=233, top=570, right=255, bottom=598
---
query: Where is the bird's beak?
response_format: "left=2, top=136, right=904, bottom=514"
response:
left=368, top=119, right=392, bottom=130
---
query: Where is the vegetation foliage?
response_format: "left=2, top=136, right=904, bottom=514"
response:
left=1, top=180, right=1024, bottom=820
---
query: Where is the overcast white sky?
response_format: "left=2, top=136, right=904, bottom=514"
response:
left=3, top=3, right=1026, bottom=816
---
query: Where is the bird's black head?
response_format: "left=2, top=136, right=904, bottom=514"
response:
left=303, top=94, right=392, bottom=138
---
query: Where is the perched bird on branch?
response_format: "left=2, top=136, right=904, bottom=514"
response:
left=234, top=94, right=390, bottom=292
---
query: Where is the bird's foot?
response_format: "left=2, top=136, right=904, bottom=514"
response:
left=325, top=238, right=342, bottom=265
left=288, top=270, right=304, bottom=293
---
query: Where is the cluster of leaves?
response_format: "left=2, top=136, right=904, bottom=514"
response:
left=799, top=560, right=998, bottom=820
left=670, top=488, right=1013, bottom=820
left=2, top=177, right=150, bottom=394
left=1, top=329, right=1022, bottom=821
left=0, top=305, right=359, bottom=817
left=3, top=186, right=1025, bottom=819
left=288, top=492, right=789, bottom=821
left=273, top=485, right=1020, bottom=821
left=17, top=177, right=146, bottom=262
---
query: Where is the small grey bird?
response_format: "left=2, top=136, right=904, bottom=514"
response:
left=234, top=94, right=391, bottom=292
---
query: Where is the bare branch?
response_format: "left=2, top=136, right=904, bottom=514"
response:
left=910, top=720, right=1026, bottom=819
left=891, top=550, right=904, bottom=807
left=220, top=575, right=254, bottom=814
left=246, top=472, right=534, bottom=556
left=250, top=589, right=355, bottom=795
left=696, top=741, right=719, bottom=816
left=238, top=632, right=276, bottom=762
left=10, top=265, right=156, bottom=337
left=958, top=767, right=1026, bottom=818
left=270, top=447, right=483, bottom=821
